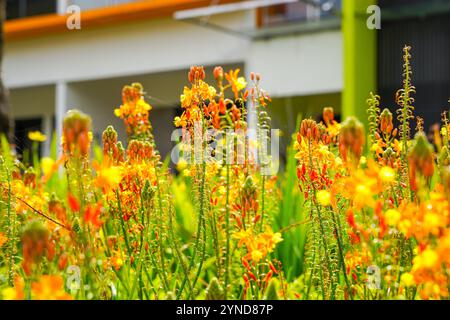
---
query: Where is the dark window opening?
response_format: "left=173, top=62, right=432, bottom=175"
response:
left=14, top=117, right=43, bottom=164
left=6, top=0, right=57, bottom=20
left=377, top=10, right=450, bottom=133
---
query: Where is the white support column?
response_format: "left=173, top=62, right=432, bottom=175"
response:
left=42, top=115, right=53, bottom=157
left=57, top=0, right=70, bottom=14
left=244, top=61, right=258, bottom=163
left=55, top=82, right=68, bottom=157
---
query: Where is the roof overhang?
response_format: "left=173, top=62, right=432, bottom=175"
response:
left=5, top=0, right=241, bottom=41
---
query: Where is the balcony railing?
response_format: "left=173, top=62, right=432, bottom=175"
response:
left=258, top=0, right=341, bottom=27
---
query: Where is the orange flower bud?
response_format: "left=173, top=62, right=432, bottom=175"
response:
left=63, top=109, right=92, bottom=158
left=408, top=132, right=435, bottom=187
left=380, top=108, right=393, bottom=135
left=323, top=107, right=334, bottom=125
left=213, top=66, right=224, bottom=81
left=188, top=65, right=205, bottom=83
left=300, top=119, right=320, bottom=143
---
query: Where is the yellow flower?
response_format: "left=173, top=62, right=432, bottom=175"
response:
left=370, top=143, right=379, bottom=152
left=251, top=250, right=263, bottom=262
left=400, top=272, right=415, bottom=287
left=236, top=77, right=247, bottom=91
left=28, top=131, right=47, bottom=142
left=354, top=184, right=373, bottom=209
left=2, top=287, right=18, bottom=300
left=359, top=156, right=367, bottom=166
left=176, top=158, right=188, bottom=172
left=40, top=157, right=55, bottom=176
left=31, top=275, right=72, bottom=300
left=0, top=232, right=6, bottom=247
left=398, top=219, right=412, bottom=235
left=95, top=166, right=123, bottom=189
left=385, top=209, right=401, bottom=226
left=379, top=166, right=395, bottom=184
left=317, top=190, right=331, bottom=207
left=423, top=212, right=443, bottom=235
left=420, top=248, right=439, bottom=269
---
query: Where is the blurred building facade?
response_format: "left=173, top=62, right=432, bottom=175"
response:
left=5, top=0, right=343, bottom=158
left=4, top=0, right=449, bottom=159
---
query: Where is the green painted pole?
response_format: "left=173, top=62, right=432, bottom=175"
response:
left=342, top=0, right=378, bottom=125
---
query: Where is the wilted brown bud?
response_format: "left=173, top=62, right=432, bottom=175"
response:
left=300, top=119, right=320, bottom=143
left=380, top=108, right=393, bottom=135
left=408, top=132, right=435, bottom=190
left=323, top=107, right=334, bottom=125
left=188, top=65, right=205, bottom=84
left=339, top=117, right=365, bottom=163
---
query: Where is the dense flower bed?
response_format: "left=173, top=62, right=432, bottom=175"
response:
left=0, top=46, right=449, bottom=300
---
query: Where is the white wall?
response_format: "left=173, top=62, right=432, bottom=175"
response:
left=4, top=11, right=253, bottom=88
left=4, top=10, right=342, bottom=97
left=246, top=30, right=343, bottom=97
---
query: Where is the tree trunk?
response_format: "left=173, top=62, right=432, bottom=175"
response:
left=0, top=0, right=13, bottom=142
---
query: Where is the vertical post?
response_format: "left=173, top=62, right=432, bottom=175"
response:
left=342, top=0, right=377, bottom=124
left=42, top=114, right=52, bottom=156
left=57, top=0, right=69, bottom=15
left=55, top=82, right=67, bottom=157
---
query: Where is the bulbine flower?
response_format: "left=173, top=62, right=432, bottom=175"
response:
left=28, top=131, right=47, bottom=142
left=380, top=108, right=394, bottom=135
left=63, top=109, right=92, bottom=158
left=114, top=83, right=153, bottom=139
left=299, top=119, right=319, bottom=143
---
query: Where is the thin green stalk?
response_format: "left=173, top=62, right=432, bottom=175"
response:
left=224, top=163, right=231, bottom=299
left=116, top=189, right=131, bottom=258
left=330, top=208, right=353, bottom=300
left=6, top=166, right=14, bottom=286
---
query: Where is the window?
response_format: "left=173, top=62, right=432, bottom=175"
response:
left=6, top=0, right=56, bottom=20
left=258, top=0, right=341, bottom=27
